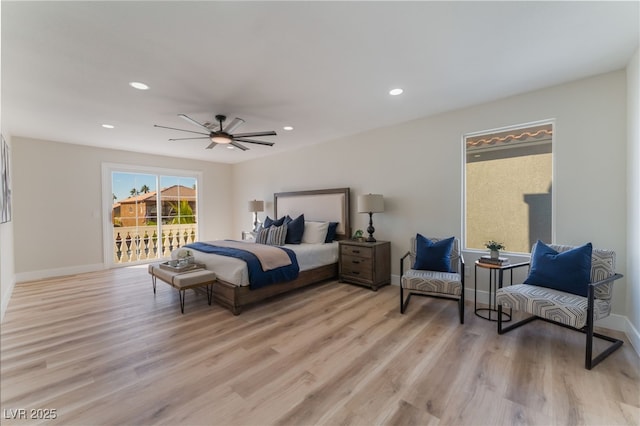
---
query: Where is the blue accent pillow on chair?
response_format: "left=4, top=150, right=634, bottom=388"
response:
left=524, top=240, right=592, bottom=297
left=414, top=234, right=454, bottom=273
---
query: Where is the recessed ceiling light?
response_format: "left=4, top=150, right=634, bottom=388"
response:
left=129, top=81, right=149, bottom=90
left=283, top=126, right=294, bottom=131
left=227, top=145, right=235, bottom=150
left=389, top=88, right=403, bottom=96
left=102, top=124, right=114, bottom=129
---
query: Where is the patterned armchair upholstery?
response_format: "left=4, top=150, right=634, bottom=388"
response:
left=496, top=244, right=623, bottom=370
left=400, top=236, right=465, bottom=323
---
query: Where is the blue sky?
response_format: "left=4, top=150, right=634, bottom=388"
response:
left=112, top=172, right=196, bottom=201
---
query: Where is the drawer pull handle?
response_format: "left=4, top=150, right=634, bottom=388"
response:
left=352, top=250, right=360, bottom=254
left=352, top=271, right=360, bottom=275
left=352, top=260, right=360, bottom=264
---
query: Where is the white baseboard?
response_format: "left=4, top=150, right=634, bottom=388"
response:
left=15, top=263, right=106, bottom=283
left=391, top=274, right=640, bottom=357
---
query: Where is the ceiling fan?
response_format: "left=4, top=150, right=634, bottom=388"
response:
left=154, top=114, right=276, bottom=151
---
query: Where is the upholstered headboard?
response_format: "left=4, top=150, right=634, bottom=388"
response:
left=274, top=188, right=351, bottom=240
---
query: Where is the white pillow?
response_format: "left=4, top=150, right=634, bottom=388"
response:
left=302, top=221, right=329, bottom=244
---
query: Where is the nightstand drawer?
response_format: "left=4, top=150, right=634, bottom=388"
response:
left=341, top=267, right=373, bottom=281
left=341, top=255, right=372, bottom=274
left=340, top=245, right=373, bottom=259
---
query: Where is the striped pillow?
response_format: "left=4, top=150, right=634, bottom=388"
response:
left=256, top=227, right=269, bottom=244
left=267, top=224, right=288, bottom=246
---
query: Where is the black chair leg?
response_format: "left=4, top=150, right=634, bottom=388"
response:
left=497, top=304, right=537, bottom=334
left=400, top=288, right=411, bottom=314
left=459, top=296, right=464, bottom=324
left=585, top=305, right=623, bottom=369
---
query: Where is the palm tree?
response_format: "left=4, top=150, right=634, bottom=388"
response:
left=140, top=184, right=150, bottom=193
left=169, top=200, right=196, bottom=224
left=130, top=188, right=139, bottom=196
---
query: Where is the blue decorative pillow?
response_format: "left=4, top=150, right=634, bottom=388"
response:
left=524, top=240, right=592, bottom=297
left=285, top=214, right=305, bottom=244
left=324, top=222, right=339, bottom=243
left=414, top=234, right=454, bottom=273
left=263, top=216, right=285, bottom=228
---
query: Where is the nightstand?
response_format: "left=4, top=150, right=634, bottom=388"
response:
left=339, top=240, right=391, bottom=290
left=242, top=231, right=257, bottom=241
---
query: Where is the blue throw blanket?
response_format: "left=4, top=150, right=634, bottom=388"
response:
left=185, top=242, right=300, bottom=290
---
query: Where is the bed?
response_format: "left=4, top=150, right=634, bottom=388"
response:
left=179, top=188, right=351, bottom=314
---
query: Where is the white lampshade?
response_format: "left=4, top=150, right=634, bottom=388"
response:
left=248, top=200, right=264, bottom=212
left=357, top=194, right=384, bottom=213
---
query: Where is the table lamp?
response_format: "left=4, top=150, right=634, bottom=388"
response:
left=248, top=200, right=264, bottom=232
left=357, top=194, right=384, bottom=242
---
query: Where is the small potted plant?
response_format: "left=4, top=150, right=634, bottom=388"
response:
left=353, top=229, right=364, bottom=242
left=485, top=240, right=505, bottom=259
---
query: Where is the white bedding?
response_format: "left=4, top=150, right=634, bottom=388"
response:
left=173, top=241, right=339, bottom=287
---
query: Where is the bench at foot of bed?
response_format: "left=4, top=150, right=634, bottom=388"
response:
left=148, top=264, right=217, bottom=314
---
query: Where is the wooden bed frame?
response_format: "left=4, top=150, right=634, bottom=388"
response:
left=212, top=187, right=351, bottom=315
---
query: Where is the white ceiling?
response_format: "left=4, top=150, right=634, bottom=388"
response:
left=2, top=1, right=639, bottom=164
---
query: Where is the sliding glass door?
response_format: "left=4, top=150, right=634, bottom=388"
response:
left=104, top=164, right=200, bottom=267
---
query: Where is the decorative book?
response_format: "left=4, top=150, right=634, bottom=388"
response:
left=478, top=255, right=510, bottom=265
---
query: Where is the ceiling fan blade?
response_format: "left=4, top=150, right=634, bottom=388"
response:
left=169, top=137, right=211, bottom=141
left=178, top=114, right=213, bottom=133
left=206, top=141, right=217, bottom=149
left=234, top=138, right=275, bottom=147
left=223, top=117, right=245, bottom=133
left=230, top=141, right=249, bottom=151
left=232, top=131, right=277, bottom=138
left=154, top=124, right=209, bottom=136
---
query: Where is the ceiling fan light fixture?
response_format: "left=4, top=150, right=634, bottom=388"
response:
left=389, top=88, right=403, bottom=96
left=211, top=134, right=232, bottom=144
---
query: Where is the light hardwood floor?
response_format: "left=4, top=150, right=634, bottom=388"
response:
left=1, top=266, right=639, bottom=425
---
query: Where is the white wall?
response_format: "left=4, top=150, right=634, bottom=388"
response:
left=0, top=134, right=15, bottom=322
left=232, top=70, right=629, bottom=324
left=627, top=49, right=640, bottom=352
left=11, top=138, right=233, bottom=281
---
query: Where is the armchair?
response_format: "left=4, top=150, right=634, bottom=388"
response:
left=400, top=235, right=465, bottom=323
left=496, top=242, right=623, bottom=370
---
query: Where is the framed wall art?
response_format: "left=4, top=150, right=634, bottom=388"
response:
left=1, top=135, right=11, bottom=223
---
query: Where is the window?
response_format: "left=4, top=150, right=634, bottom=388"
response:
left=464, top=122, right=553, bottom=253
left=103, top=164, right=201, bottom=266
